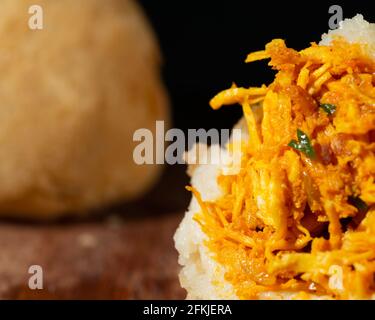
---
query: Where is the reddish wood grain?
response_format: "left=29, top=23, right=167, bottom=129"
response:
left=0, top=213, right=185, bottom=299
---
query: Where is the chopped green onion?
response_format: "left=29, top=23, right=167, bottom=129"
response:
left=348, top=196, right=368, bottom=213
left=320, top=103, right=336, bottom=115
left=288, top=129, right=316, bottom=159
left=288, top=140, right=300, bottom=150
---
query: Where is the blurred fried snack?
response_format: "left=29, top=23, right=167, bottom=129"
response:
left=0, top=0, right=169, bottom=218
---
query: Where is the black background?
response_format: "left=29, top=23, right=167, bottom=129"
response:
left=139, top=0, right=374, bottom=132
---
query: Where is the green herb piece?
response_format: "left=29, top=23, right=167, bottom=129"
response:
left=348, top=196, right=368, bottom=213
left=288, top=129, right=316, bottom=159
left=320, top=103, right=336, bottom=115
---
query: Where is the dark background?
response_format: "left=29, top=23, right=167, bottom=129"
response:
left=139, top=0, right=373, bottom=132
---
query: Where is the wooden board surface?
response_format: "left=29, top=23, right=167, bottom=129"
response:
left=0, top=213, right=185, bottom=299
left=0, top=166, right=189, bottom=299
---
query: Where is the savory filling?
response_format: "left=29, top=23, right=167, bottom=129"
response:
left=191, top=38, right=375, bottom=299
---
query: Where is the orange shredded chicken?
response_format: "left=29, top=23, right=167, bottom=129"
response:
left=192, top=38, right=375, bottom=299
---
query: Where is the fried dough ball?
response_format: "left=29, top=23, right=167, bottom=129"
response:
left=0, top=0, right=169, bottom=218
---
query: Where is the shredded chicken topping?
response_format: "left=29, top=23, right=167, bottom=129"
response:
left=192, top=38, right=375, bottom=299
